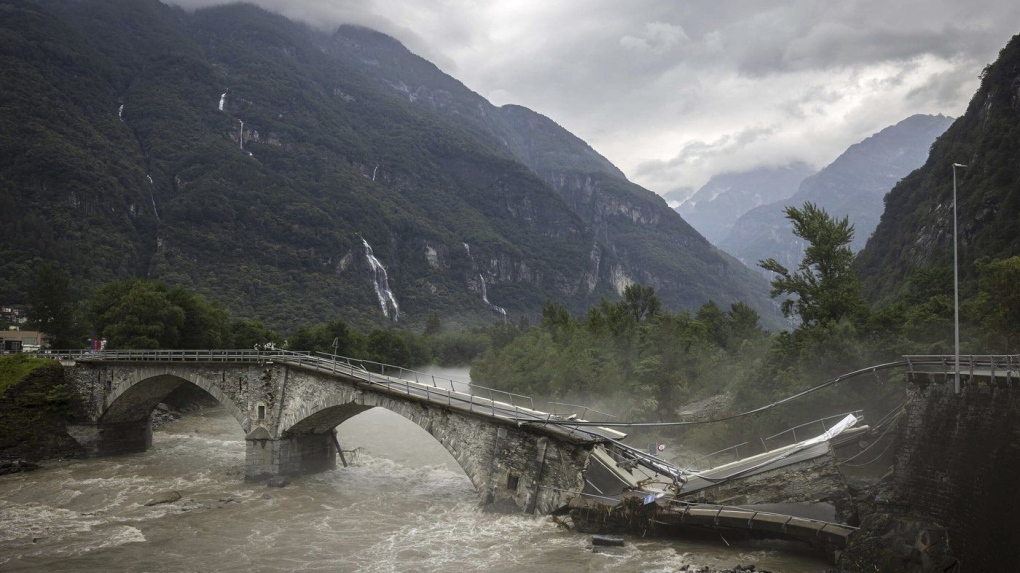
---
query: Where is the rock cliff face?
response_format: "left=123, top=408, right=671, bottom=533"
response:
left=858, top=34, right=1020, bottom=302
left=719, top=114, right=953, bottom=277
left=326, top=24, right=782, bottom=325
left=0, top=0, right=778, bottom=329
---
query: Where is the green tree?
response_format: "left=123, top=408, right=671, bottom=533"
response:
left=635, top=313, right=713, bottom=418
left=541, top=300, right=575, bottom=333
left=423, top=312, right=442, bottom=336
left=231, top=319, right=280, bottom=349
left=89, top=280, right=186, bottom=349
left=623, top=284, right=661, bottom=322
left=366, top=328, right=431, bottom=367
left=27, top=263, right=82, bottom=348
left=168, top=287, right=231, bottom=349
left=288, top=321, right=361, bottom=355
left=727, top=301, right=767, bottom=344
left=759, top=203, right=865, bottom=328
left=976, top=256, right=1020, bottom=351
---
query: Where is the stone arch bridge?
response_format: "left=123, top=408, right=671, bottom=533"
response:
left=57, top=349, right=621, bottom=514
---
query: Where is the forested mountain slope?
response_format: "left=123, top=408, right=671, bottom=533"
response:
left=859, top=35, right=1020, bottom=303
left=326, top=24, right=780, bottom=323
left=0, top=0, right=778, bottom=330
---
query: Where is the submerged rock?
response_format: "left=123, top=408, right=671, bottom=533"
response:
left=144, top=491, right=182, bottom=506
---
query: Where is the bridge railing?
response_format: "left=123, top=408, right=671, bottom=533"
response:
left=760, top=410, right=864, bottom=452
left=36, top=348, right=613, bottom=437
left=904, top=354, right=1020, bottom=385
left=311, top=351, right=544, bottom=419
left=35, top=348, right=315, bottom=362
left=689, top=441, right=749, bottom=471
left=545, top=402, right=616, bottom=425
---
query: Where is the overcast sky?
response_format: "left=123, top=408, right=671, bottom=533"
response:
left=170, top=0, right=1019, bottom=200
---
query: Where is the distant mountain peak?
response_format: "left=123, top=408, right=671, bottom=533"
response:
left=676, top=162, right=815, bottom=245
left=717, top=114, right=953, bottom=276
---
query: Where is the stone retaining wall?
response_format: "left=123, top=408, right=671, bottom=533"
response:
left=892, top=377, right=1020, bottom=571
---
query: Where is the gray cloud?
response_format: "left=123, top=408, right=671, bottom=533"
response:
left=166, top=0, right=1019, bottom=192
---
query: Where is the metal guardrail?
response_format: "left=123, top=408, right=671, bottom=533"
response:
left=31, top=348, right=618, bottom=441
left=904, top=354, right=1020, bottom=386
left=547, top=402, right=616, bottom=424
left=761, top=410, right=864, bottom=452
left=691, top=442, right=749, bottom=470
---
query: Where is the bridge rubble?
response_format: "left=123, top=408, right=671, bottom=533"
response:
left=562, top=415, right=866, bottom=553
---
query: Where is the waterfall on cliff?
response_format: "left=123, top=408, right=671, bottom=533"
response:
left=463, top=243, right=470, bottom=258
left=118, top=104, right=124, bottom=119
left=219, top=91, right=227, bottom=111
left=238, top=119, right=244, bottom=150
left=146, top=175, right=160, bottom=222
left=362, top=238, right=399, bottom=320
left=479, top=275, right=507, bottom=320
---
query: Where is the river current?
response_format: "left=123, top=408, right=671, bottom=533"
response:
left=1, top=376, right=832, bottom=572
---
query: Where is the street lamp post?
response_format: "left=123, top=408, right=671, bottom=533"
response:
left=953, top=162, right=967, bottom=395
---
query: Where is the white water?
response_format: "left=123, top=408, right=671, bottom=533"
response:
left=480, top=275, right=507, bottom=320
left=372, top=164, right=379, bottom=181
left=118, top=104, right=124, bottom=119
left=238, top=119, right=244, bottom=150
left=0, top=407, right=830, bottom=572
left=361, top=237, right=399, bottom=320
left=463, top=243, right=470, bottom=258
left=146, top=175, right=160, bottom=222
left=219, top=91, right=227, bottom=111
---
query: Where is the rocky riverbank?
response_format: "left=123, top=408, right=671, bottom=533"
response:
left=0, top=360, right=86, bottom=462
left=0, top=459, right=40, bottom=475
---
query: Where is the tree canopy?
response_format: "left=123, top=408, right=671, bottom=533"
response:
left=759, top=203, right=865, bottom=327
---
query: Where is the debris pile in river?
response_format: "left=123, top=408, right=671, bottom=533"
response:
left=0, top=459, right=40, bottom=475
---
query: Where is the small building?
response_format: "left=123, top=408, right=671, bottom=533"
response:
left=0, top=306, right=28, bottom=326
left=1, top=328, right=47, bottom=353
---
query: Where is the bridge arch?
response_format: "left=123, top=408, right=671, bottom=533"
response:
left=101, top=373, right=250, bottom=433
left=279, top=393, right=488, bottom=492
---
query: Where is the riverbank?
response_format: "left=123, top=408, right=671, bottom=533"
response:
left=0, top=356, right=84, bottom=462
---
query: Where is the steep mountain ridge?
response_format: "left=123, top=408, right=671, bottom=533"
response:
left=327, top=23, right=779, bottom=321
left=0, top=0, right=779, bottom=330
left=858, top=35, right=1020, bottom=302
left=719, top=114, right=954, bottom=275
